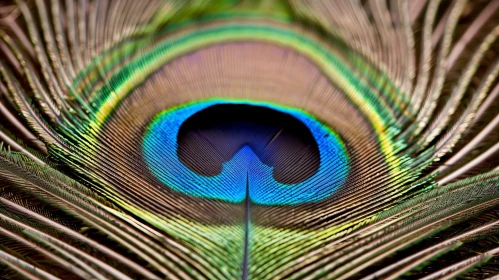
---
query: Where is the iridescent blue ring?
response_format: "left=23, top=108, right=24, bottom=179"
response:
left=142, top=100, right=349, bottom=205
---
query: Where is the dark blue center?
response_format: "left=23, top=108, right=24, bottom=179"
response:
left=142, top=100, right=349, bottom=205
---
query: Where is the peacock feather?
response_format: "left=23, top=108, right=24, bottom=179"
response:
left=0, top=0, right=497, bottom=279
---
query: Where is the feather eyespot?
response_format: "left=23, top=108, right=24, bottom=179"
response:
left=143, top=100, right=349, bottom=205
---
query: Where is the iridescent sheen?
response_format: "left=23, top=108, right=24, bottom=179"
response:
left=143, top=100, right=349, bottom=205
